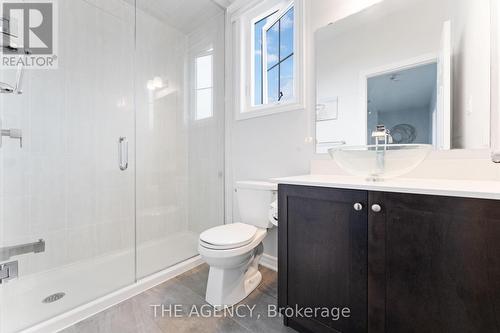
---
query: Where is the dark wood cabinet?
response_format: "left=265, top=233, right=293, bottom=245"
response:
left=278, top=184, right=500, bottom=333
left=278, top=185, right=368, bottom=333
left=369, top=191, right=500, bottom=333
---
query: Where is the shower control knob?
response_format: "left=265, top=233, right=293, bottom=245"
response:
left=371, top=204, right=382, bottom=213
left=0, top=120, right=23, bottom=148
left=353, top=203, right=363, bottom=211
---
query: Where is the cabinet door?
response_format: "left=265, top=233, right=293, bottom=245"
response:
left=279, top=185, right=368, bottom=333
left=368, top=192, right=500, bottom=333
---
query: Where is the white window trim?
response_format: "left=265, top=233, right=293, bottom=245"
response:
left=231, top=0, right=306, bottom=121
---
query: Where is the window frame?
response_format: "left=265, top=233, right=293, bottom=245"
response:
left=261, top=2, right=295, bottom=105
left=232, top=0, right=305, bottom=121
left=250, top=8, right=280, bottom=107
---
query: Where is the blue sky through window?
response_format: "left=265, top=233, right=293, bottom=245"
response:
left=254, top=13, right=275, bottom=105
left=254, top=6, right=294, bottom=105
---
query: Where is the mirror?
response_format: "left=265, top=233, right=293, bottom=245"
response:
left=367, top=62, right=439, bottom=146
left=315, top=0, right=491, bottom=153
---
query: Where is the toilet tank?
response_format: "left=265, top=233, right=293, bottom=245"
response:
left=236, top=181, right=277, bottom=229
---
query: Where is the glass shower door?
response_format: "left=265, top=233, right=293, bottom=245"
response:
left=135, top=1, right=225, bottom=278
left=0, top=1, right=136, bottom=332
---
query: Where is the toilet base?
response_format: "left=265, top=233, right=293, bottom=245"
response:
left=205, top=243, right=264, bottom=308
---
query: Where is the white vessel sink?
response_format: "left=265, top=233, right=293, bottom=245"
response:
left=328, top=144, right=432, bottom=181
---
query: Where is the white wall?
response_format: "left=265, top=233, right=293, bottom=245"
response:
left=493, top=0, right=500, bottom=157
left=451, top=0, right=491, bottom=149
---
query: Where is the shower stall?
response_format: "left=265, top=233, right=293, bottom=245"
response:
left=0, top=1, right=225, bottom=332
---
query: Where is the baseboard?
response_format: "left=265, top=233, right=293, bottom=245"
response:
left=23, top=256, right=204, bottom=333
left=260, top=253, right=278, bottom=271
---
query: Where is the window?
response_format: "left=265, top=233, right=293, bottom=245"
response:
left=262, top=6, right=294, bottom=104
left=195, top=54, right=213, bottom=120
left=253, top=11, right=278, bottom=105
left=252, top=3, right=295, bottom=107
left=233, top=0, right=303, bottom=119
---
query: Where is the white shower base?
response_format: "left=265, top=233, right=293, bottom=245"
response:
left=0, top=231, right=199, bottom=333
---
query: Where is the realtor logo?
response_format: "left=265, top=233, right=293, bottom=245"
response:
left=1, top=0, right=58, bottom=68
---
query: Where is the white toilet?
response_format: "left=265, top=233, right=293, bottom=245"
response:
left=198, top=180, right=278, bottom=308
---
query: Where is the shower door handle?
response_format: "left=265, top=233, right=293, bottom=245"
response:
left=118, top=137, right=128, bottom=171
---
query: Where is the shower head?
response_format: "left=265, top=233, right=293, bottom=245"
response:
left=0, top=82, right=15, bottom=94
left=0, top=52, right=26, bottom=94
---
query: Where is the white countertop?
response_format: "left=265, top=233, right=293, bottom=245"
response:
left=273, top=175, right=500, bottom=200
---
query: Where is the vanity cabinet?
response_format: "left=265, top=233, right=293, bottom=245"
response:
left=278, top=184, right=500, bottom=333
left=278, top=185, right=368, bottom=333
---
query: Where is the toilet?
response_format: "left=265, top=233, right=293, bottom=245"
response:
left=198, top=181, right=278, bottom=308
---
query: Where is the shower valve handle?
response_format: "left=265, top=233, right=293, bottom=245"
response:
left=0, top=119, right=23, bottom=148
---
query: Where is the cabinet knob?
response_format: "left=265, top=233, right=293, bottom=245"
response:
left=371, top=204, right=382, bottom=213
left=353, top=203, right=363, bottom=211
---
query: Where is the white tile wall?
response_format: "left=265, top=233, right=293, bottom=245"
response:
left=187, top=13, right=226, bottom=235
left=0, top=1, right=225, bottom=328
left=134, top=4, right=225, bottom=277
left=0, top=0, right=136, bottom=277
left=134, top=6, right=189, bottom=252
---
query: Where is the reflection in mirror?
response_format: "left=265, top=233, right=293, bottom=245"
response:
left=315, top=0, right=491, bottom=154
left=366, top=63, right=437, bottom=146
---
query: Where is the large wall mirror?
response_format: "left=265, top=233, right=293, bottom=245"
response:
left=315, top=0, right=491, bottom=154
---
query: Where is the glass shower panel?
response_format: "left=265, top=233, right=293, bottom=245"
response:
left=135, top=2, right=225, bottom=278
left=0, top=1, right=136, bottom=332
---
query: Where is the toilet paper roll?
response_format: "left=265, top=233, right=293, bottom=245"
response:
left=269, top=200, right=278, bottom=226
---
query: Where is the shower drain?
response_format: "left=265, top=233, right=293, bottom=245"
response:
left=42, top=292, right=66, bottom=304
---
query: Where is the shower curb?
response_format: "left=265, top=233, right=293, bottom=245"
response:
left=21, top=256, right=204, bottom=333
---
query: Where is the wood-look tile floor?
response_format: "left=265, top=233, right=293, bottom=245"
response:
left=61, top=265, right=296, bottom=333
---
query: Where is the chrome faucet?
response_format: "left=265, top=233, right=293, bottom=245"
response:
left=371, top=125, right=393, bottom=145
left=371, top=125, right=393, bottom=178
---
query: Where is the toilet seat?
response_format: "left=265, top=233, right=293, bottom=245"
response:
left=199, top=223, right=258, bottom=250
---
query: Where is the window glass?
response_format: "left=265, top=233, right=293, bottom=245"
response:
left=195, top=54, right=213, bottom=120
left=266, top=22, right=280, bottom=69
left=280, top=8, right=294, bottom=60
left=196, top=88, right=213, bottom=120
left=254, top=12, right=278, bottom=106
left=252, top=4, right=295, bottom=107
left=280, top=55, right=294, bottom=101
left=267, top=65, right=279, bottom=103
left=264, top=5, right=294, bottom=104
left=196, top=55, right=212, bottom=89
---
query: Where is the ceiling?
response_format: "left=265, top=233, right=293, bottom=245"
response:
left=129, top=0, right=226, bottom=35
left=368, top=62, right=438, bottom=114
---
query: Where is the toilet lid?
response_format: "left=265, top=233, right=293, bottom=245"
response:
left=200, top=223, right=257, bottom=249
